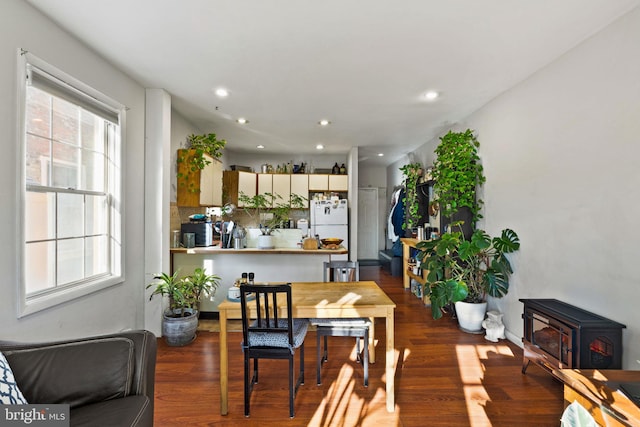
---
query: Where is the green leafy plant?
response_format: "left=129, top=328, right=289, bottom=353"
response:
left=416, top=223, right=520, bottom=319
left=238, top=192, right=307, bottom=235
left=432, top=129, right=486, bottom=227
left=177, top=133, right=226, bottom=193
left=147, top=268, right=220, bottom=317
left=399, top=162, right=422, bottom=231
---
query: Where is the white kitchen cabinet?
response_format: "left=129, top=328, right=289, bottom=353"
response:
left=176, top=149, right=223, bottom=207
left=329, top=174, right=349, bottom=192
left=272, top=174, right=291, bottom=205
left=290, top=174, right=309, bottom=208
left=308, top=174, right=329, bottom=191
left=223, top=170, right=256, bottom=207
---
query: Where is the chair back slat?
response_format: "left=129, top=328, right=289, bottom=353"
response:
left=240, top=283, right=294, bottom=347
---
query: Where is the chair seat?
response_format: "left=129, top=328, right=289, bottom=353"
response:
left=246, top=319, right=309, bottom=352
left=310, top=318, right=371, bottom=328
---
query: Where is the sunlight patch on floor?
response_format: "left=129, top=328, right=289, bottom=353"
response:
left=456, top=342, right=516, bottom=426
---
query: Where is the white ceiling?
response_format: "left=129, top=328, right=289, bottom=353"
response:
left=26, top=0, right=640, bottom=165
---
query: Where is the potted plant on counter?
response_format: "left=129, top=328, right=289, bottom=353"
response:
left=147, top=268, right=220, bottom=346
left=416, top=223, right=520, bottom=332
left=238, top=192, right=307, bottom=249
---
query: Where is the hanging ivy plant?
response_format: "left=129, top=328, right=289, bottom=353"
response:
left=432, top=129, right=486, bottom=226
left=399, top=162, right=422, bottom=231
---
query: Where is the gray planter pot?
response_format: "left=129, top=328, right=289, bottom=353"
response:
left=162, top=308, right=198, bottom=346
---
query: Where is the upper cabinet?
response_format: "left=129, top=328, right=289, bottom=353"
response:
left=176, top=149, right=223, bottom=207
left=223, top=170, right=256, bottom=207
left=308, top=174, right=348, bottom=192
left=290, top=174, right=309, bottom=208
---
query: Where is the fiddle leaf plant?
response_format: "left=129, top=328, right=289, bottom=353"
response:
left=432, top=129, right=485, bottom=227
left=399, top=162, right=422, bottom=231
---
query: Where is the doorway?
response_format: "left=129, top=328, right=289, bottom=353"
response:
left=357, top=187, right=379, bottom=261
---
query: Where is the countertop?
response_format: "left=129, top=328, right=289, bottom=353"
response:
left=170, top=245, right=347, bottom=255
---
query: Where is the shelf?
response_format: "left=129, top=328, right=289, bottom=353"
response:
left=407, top=271, right=426, bottom=285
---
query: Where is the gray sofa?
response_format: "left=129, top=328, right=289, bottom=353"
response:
left=0, top=330, right=156, bottom=427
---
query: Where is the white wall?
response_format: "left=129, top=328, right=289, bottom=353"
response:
left=0, top=0, right=147, bottom=340
left=399, top=7, right=640, bottom=368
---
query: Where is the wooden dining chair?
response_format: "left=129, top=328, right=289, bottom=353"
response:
left=310, top=261, right=370, bottom=386
left=240, top=283, right=309, bottom=418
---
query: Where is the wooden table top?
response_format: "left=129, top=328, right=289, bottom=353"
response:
left=553, top=369, right=640, bottom=425
left=218, top=281, right=395, bottom=317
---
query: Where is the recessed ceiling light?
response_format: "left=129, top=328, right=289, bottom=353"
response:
left=378, top=153, right=384, bottom=157
left=237, top=117, right=248, bottom=124
left=318, top=119, right=331, bottom=126
left=424, top=91, right=439, bottom=100
left=316, top=144, right=324, bottom=150
left=215, top=88, right=229, bottom=97
left=257, top=144, right=264, bottom=149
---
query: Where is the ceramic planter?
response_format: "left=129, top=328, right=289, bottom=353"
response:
left=162, top=308, right=198, bottom=346
left=454, top=301, right=487, bottom=334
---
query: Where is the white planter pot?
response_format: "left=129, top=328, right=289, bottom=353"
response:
left=257, top=234, right=275, bottom=249
left=454, top=301, right=488, bottom=334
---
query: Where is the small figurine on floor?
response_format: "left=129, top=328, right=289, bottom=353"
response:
left=482, top=310, right=506, bottom=342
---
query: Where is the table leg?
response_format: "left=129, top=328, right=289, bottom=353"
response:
left=369, top=316, right=376, bottom=364
left=386, top=308, right=395, bottom=412
left=219, top=310, right=229, bottom=415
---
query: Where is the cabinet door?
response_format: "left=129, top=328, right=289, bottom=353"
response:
left=237, top=172, right=257, bottom=207
left=257, top=173, right=273, bottom=205
left=272, top=174, right=291, bottom=206
left=329, top=174, right=348, bottom=192
left=290, top=174, right=309, bottom=208
left=200, top=158, right=223, bottom=206
left=309, top=174, right=329, bottom=191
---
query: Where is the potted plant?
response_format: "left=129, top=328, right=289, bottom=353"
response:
left=147, top=268, right=220, bottom=346
left=238, top=191, right=307, bottom=248
left=177, top=132, right=226, bottom=194
left=431, top=129, right=486, bottom=236
left=399, top=162, right=422, bottom=233
left=416, top=223, right=520, bottom=332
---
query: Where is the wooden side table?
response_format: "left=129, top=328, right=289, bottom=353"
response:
left=552, top=369, right=640, bottom=426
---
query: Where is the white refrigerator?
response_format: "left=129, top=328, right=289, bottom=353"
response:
left=310, top=199, right=349, bottom=261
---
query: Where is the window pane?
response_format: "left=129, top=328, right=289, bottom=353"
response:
left=58, top=193, right=84, bottom=238
left=86, top=195, right=107, bottom=235
left=25, top=191, right=55, bottom=242
left=81, top=111, right=105, bottom=153
left=81, top=150, right=105, bottom=192
left=52, top=97, right=79, bottom=146
left=85, top=235, right=108, bottom=276
left=25, top=241, right=55, bottom=293
left=26, top=87, right=51, bottom=138
left=57, top=238, right=84, bottom=285
left=26, top=134, right=51, bottom=186
left=51, top=142, right=79, bottom=189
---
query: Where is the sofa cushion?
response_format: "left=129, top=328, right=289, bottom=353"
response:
left=70, top=395, right=151, bottom=427
left=4, top=337, right=134, bottom=408
left=0, top=351, right=28, bottom=404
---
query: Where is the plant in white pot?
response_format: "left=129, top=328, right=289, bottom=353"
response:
left=416, top=223, right=520, bottom=332
left=147, top=268, right=220, bottom=346
left=238, top=191, right=307, bottom=249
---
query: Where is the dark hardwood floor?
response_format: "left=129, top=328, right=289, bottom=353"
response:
left=154, top=266, right=564, bottom=426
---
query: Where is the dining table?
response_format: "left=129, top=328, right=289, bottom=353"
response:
left=217, top=280, right=397, bottom=414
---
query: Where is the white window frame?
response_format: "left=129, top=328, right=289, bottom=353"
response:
left=17, top=50, right=125, bottom=317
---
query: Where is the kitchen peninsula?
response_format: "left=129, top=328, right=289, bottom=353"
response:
left=171, top=245, right=347, bottom=312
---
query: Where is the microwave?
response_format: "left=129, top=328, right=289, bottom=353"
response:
left=180, top=222, right=214, bottom=247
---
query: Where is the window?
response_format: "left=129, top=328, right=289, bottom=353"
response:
left=19, top=52, right=124, bottom=317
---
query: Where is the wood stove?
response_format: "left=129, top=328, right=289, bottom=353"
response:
left=520, top=299, right=626, bottom=374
